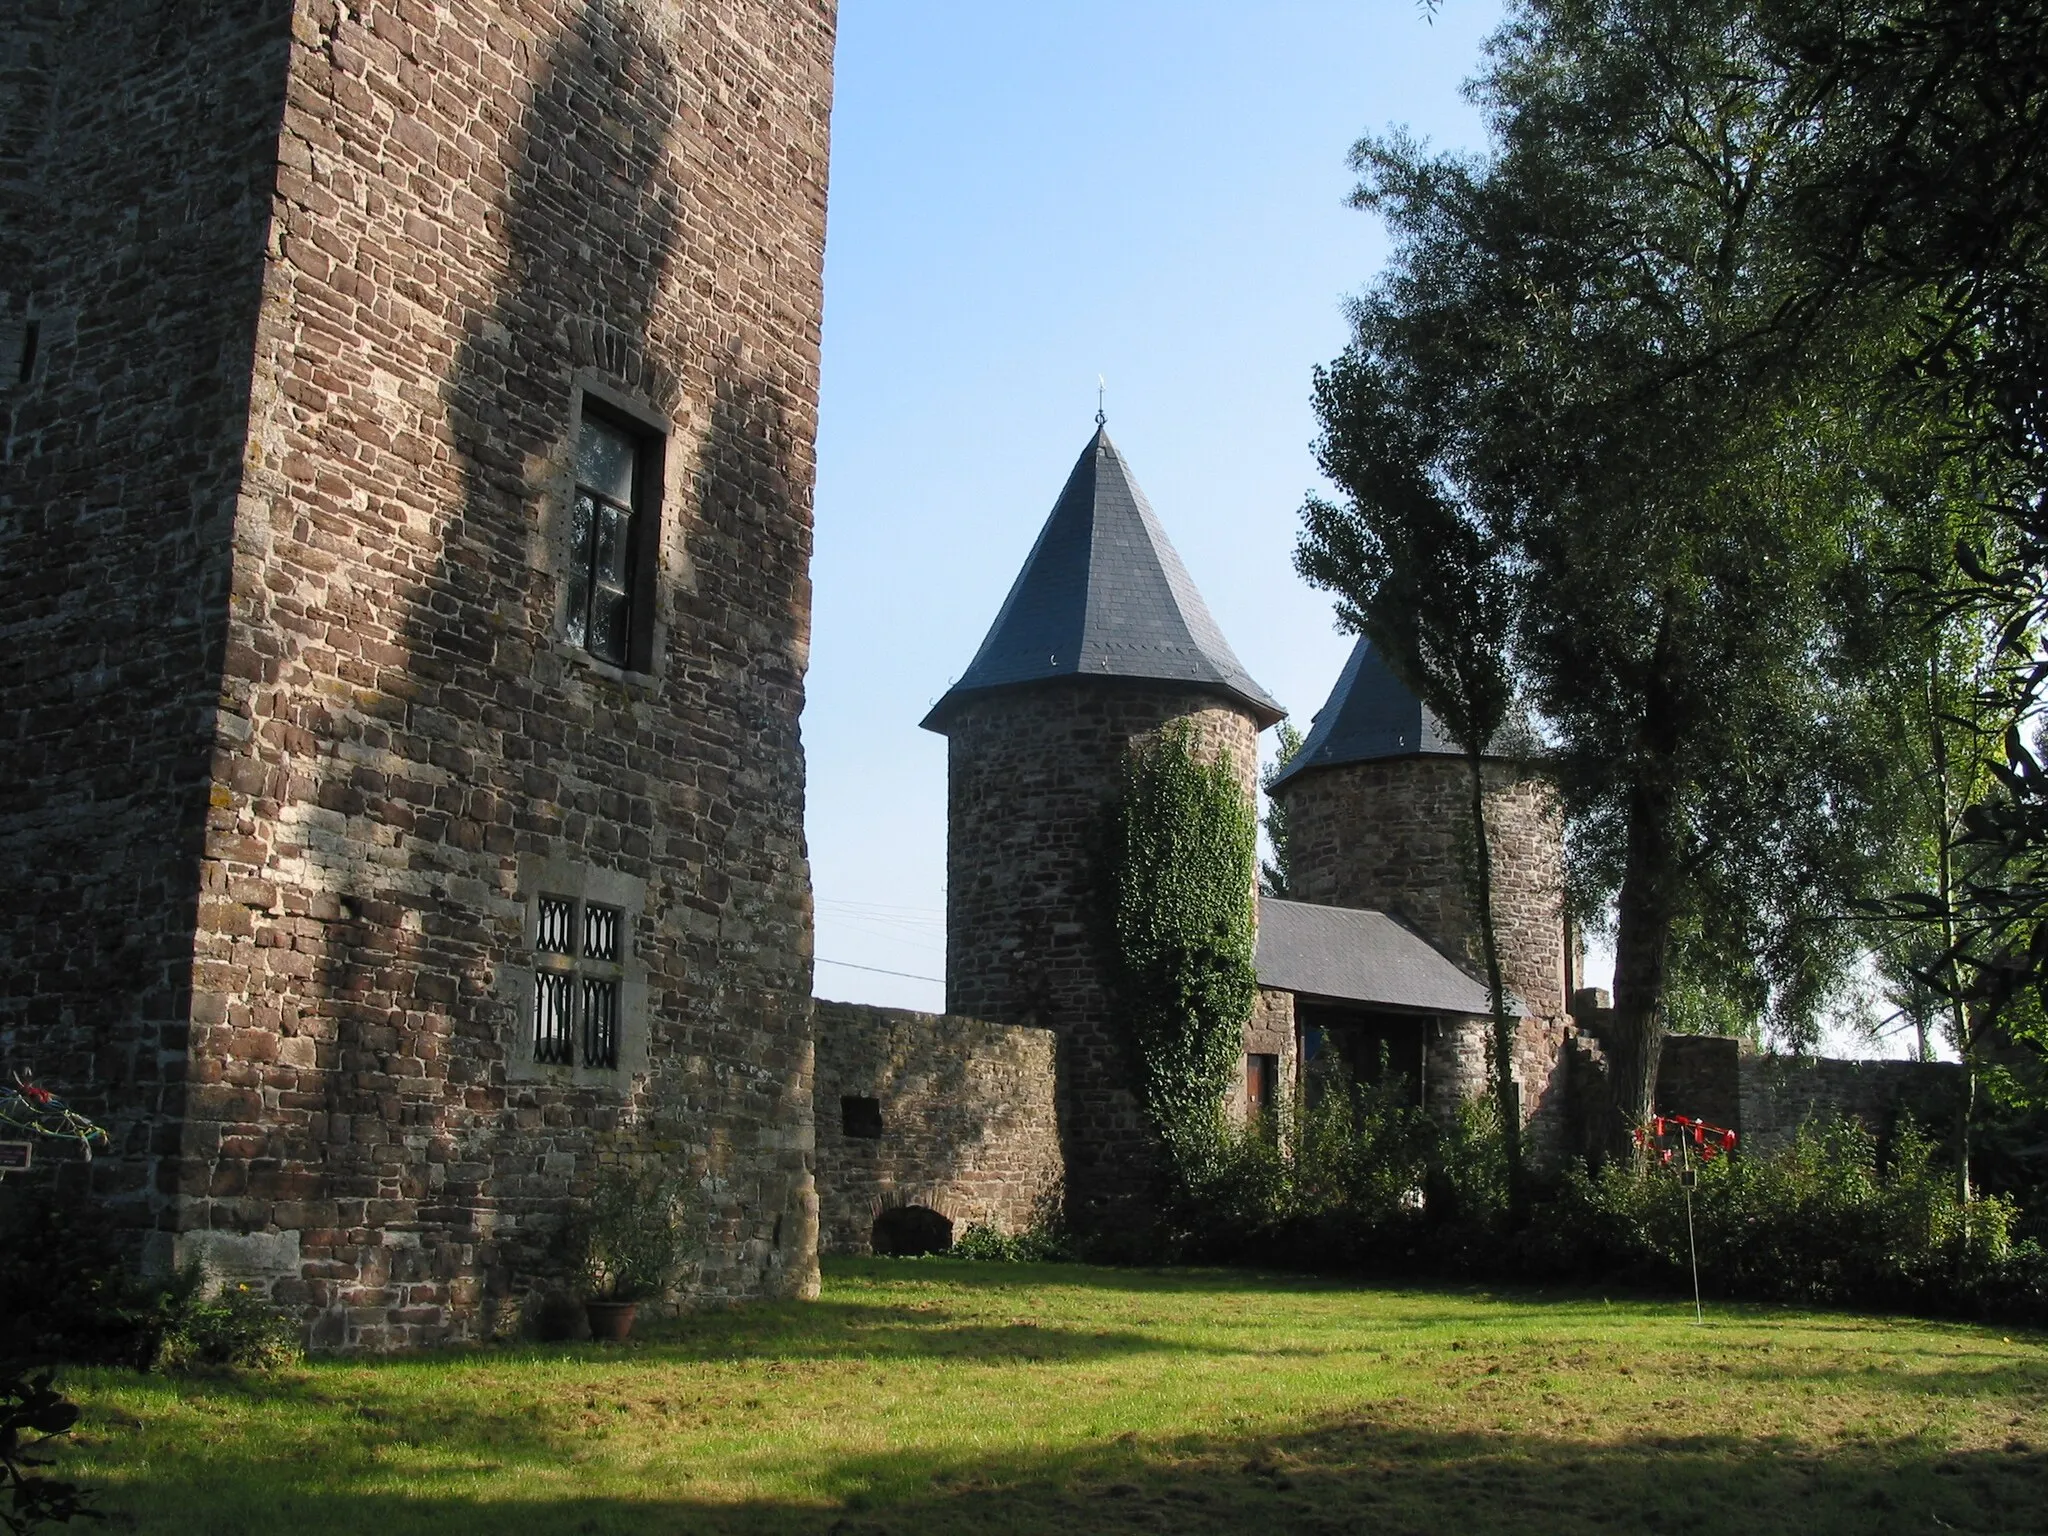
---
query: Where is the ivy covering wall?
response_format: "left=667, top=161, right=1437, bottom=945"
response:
left=1102, top=722, right=1259, bottom=1164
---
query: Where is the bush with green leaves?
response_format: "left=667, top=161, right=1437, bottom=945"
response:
left=1175, top=1065, right=1506, bottom=1270
left=949, top=1221, right=1070, bottom=1263
left=0, top=1183, right=298, bottom=1372
left=1524, top=1116, right=2041, bottom=1317
left=148, top=1280, right=299, bottom=1373
left=1170, top=1079, right=2047, bottom=1323
left=570, top=1166, right=694, bottom=1303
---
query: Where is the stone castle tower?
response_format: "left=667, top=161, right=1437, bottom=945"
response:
left=922, top=425, right=1282, bottom=1223
left=1269, top=638, right=1575, bottom=1115
left=1, top=0, right=835, bottom=1347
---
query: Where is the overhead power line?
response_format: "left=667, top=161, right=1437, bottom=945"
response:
left=815, top=957, right=944, bottom=984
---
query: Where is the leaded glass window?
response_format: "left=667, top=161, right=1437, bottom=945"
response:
left=566, top=411, right=639, bottom=666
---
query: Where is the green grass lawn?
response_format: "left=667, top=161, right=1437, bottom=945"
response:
left=49, top=1259, right=2048, bottom=1533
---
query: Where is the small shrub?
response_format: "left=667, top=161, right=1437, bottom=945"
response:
left=950, top=1221, right=1070, bottom=1262
left=569, top=1167, right=693, bottom=1303
left=0, top=1184, right=298, bottom=1372
left=150, top=1282, right=299, bottom=1373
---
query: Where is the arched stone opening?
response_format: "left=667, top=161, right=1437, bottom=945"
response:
left=871, top=1205, right=952, bottom=1257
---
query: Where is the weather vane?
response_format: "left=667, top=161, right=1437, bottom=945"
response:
left=1096, top=374, right=1107, bottom=428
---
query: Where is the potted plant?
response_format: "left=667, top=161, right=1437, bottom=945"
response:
left=571, top=1166, right=690, bottom=1343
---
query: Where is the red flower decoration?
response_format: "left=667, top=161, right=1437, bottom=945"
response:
left=24, top=1084, right=51, bottom=1105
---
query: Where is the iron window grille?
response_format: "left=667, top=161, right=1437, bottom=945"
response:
left=566, top=408, right=649, bottom=667
left=532, top=895, right=626, bottom=1069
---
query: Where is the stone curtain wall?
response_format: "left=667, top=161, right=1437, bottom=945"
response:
left=1278, top=758, right=1568, bottom=1023
left=1650, top=1034, right=1963, bottom=1155
left=1736, top=1053, right=1964, bottom=1155
left=943, top=678, right=1261, bottom=1225
left=813, top=1001, right=1062, bottom=1254
left=7, top=0, right=836, bottom=1350
left=1654, top=1035, right=1743, bottom=1132
left=0, top=1, right=298, bottom=1232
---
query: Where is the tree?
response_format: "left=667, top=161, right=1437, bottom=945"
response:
left=1763, top=0, right=2048, bottom=1189
left=1103, top=723, right=1261, bottom=1168
left=1319, top=0, right=1920, bottom=1155
left=1296, top=340, right=1529, bottom=1202
left=1260, top=722, right=1305, bottom=897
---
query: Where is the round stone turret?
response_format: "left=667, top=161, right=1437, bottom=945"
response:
left=1269, top=638, right=1570, bottom=1025
left=923, top=426, right=1281, bottom=1224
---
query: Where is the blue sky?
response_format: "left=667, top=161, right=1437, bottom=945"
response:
left=803, top=0, right=1514, bottom=1013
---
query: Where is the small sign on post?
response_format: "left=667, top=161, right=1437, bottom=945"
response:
left=0, top=1141, right=32, bottom=1174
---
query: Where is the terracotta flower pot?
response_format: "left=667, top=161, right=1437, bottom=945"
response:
left=584, top=1299, right=638, bottom=1343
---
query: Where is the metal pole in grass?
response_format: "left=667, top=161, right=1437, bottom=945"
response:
left=1680, top=1133, right=1702, bottom=1325
left=1642, top=1116, right=1735, bottom=1326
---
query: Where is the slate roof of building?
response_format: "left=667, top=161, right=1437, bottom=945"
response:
left=921, top=425, right=1285, bottom=732
left=1267, top=636, right=1540, bottom=789
left=1265, top=637, right=1460, bottom=789
left=1255, top=897, right=1522, bottom=1016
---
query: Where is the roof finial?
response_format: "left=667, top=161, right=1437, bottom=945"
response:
left=1096, top=374, right=1107, bottom=428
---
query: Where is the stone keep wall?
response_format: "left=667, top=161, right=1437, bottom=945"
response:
left=943, top=678, right=1261, bottom=1224
left=1278, top=758, right=1568, bottom=1023
left=2, top=0, right=298, bottom=1227
left=813, top=1000, right=1061, bottom=1254
left=3, top=0, right=836, bottom=1350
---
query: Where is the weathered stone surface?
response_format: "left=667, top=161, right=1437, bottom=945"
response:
left=1277, top=757, right=1570, bottom=1023
left=1233, top=988, right=1296, bottom=1122
left=1652, top=1034, right=1963, bottom=1155
left=941, top=678, right=1262, bottom=1224
left=813, top=1000, right=1061, bottom=1254
left=1737, top=1052, right=1963, bottom=1154
left=1655, top=1034, right=1744, bottom=1133
left=3, top=0, right=835, bottom=1349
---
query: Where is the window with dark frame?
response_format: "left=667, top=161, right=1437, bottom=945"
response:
left=532, top=894, right=625, bottom=1070
left=566, top=407, right=648, bottom=667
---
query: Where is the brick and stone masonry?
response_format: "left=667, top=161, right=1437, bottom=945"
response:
left=812, top=1000, right=1061, bottom=1254
left=942, top=679, right=1261, bottom=1225
left=1275, top=754, right=1575, bottom=1149
left=2, top=0, right=836, bottom=1348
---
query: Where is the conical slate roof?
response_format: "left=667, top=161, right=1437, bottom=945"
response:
left=1266, top=636, right=1462, bottom=789
left=921, top=426, right=1284, bottom=732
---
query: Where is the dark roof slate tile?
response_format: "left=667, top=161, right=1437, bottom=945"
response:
left=921, top=426, right=1283, bottom=731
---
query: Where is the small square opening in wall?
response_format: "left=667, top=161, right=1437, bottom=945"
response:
left=841, top=1095, right=883, bottom=1140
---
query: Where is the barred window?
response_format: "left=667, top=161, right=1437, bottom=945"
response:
left=532, top=895, right=626, bottom=1070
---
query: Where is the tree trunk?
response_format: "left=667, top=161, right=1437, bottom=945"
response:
left=1466, top=747, right=1523, bottom=1211
left=1600, top=776, right=1681, bottom=1164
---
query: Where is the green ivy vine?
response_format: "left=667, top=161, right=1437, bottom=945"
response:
left=1102, top=720, right=1260, bottom=1164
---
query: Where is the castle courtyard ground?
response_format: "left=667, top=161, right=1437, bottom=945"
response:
left=57, top=1261, right=2047, bottom=1534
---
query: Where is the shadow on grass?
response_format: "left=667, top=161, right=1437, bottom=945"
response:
left=72, top=1400, right=2047, bottom=1536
